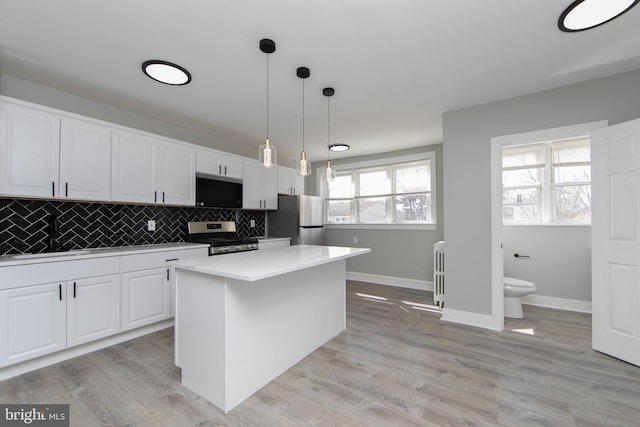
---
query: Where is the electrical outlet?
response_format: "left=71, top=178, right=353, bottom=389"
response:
left=250, top=219, right=256, bottom=228
left=147, top=220, right=156, bottom=231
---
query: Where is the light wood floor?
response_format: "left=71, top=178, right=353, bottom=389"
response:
left=2, top=281, right=640, bottom=426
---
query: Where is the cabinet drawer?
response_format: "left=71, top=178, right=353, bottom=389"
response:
left=121, top=248, right=207, bottom=272
left=0, top=257, right=120, bottom=291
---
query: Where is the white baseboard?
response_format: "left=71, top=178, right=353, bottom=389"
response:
left=440, top=308, right=503, bottom=331
left=0, top=319, right=174, bottom=381
left=346, top=271, right=433, bottom=291
left=521, top=294, right=592, bottom=313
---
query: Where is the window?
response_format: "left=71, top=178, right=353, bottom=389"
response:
left=502, top=137, right=591, bottom=224
left=323, top=153, right=436, bottom=227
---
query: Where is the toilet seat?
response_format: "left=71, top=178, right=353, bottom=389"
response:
left=504, top=276, right=536, bottom=290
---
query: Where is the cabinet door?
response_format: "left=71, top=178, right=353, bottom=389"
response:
left=262, top=166, right=278, bottom=209
left=112, top=130, right=159, bottom=203
left=59, top=118, right=112, bottom=201
left=122, top=268, right=171, bottom=331
left=218, top=153, right=244, bottom=179
left=293, top=173, right=305, bottom=195
left=277, top=167, right=294, bottom=195
left=0, top=102, right=60, bottom=198
left=67, top=275, right=120, bottom=347
left=0, top=283, right=66, bottom=368
left=242, top=160, right=264, bottom=209
left=159, top=141, right=195, bottom=206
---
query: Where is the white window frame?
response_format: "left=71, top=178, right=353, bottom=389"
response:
left=317, top=152, right=436, bottom=230
left=501, top=134, right=594, bottom=226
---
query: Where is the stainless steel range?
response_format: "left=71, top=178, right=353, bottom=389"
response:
left=186, top=221, right=259, bottom=255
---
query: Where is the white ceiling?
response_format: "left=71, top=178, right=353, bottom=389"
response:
left=1, top=0, right=640, bottom=164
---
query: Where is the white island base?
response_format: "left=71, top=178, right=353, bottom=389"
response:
left=172, top=245, right=370, bottom=413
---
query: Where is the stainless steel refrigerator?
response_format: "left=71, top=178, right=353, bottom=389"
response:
left=267, top=195, right=325, bottom=245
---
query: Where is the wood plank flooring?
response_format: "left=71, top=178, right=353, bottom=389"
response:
left=2, top=281, right=640, bottom=426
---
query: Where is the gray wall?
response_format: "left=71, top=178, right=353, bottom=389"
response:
left=443, top=69, right=640, bottom=316
left=313, top=145, right=444, bottom=283
left=503, top=226, right=591, bottom=302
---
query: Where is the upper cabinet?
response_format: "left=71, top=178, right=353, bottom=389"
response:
left=243, top=161, right=278, bottom=210
left=0, top=102, right=61, bottom=198
left=197, top=151, right=243, bottom=180
left=0, top=102, right=112, bottom=201
left=60, top=118, right=112, bottom=201
left=277, top=167, right=305, bottom=195
left=112, top=130, right=195, bottom=206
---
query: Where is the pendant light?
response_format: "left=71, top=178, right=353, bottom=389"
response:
left=258, top=39, right=277, bottom=168
left=297, top=67, right=312, bottom=176
left=323, top=87, right=336, bottom=182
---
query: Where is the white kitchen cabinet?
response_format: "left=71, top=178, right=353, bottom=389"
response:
left=112, top=130, right=195, bottom=206
left=197, top=150, right=244, bottom=180
left=0, top=103, right=113, bottom=201
left=60, top=118, right=112, bottom=201
left=0, top=282, right=66, bottom=368
left=160, top=142, right=195, bottom=205
left=66, top=275, right=120, bottom=347
left=277, top=167, right=304, bottom=195
left=0, top=101, right=61, bottom=198
left=112, top=130, right=159, bottom=204
left=243, top=160, right=278, bottom=210
left=121, top=268, right=170, bottom=331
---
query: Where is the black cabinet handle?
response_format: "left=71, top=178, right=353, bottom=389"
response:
left=65, top=182, right=68, bottom=197
left=224, top=166, right=227, bottom=175
left=162, top=191, right=165, bottom=203
left=166, top=268, right=170, bottom=281
left=73, top=282, right=76, bottom=298
left=59, top=284, right=62, bottom=301
left=219, top=165, right=222, bottom=175
left=165, top=258, right=178, bottom=262
left=154, top=191, right=157, bottom=202
left=514, top=253, right=530, bottom=258
left=52, top=182, right=55, bottom=197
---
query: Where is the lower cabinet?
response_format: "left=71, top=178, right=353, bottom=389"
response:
left=0, top=282, right=66, bottom=368
left=0, top=274, right=120, bottom=368
left=67, top=275, right=120, bottom=347
left=121, top=268, right=170, bottom=331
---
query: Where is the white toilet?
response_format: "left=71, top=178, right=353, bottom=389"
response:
left=504, top=277, right=537, bottom=319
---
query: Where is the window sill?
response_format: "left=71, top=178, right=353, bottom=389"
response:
left=504, top=223, right=591, bottom=227
left=325, top=223, right=437, bottom=231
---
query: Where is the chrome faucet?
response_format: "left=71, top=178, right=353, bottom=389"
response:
left=46, top=213, right=59, bottom=252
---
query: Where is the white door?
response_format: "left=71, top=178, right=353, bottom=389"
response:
left=112, top=130, right=159, bottom=204
left=122, top=268, right=171, bottom=331
left=243, top=161, right=263, bottom=209
left=262, top=167, right=278, bottom=209
left=592, top=118, right=640, bottom=366
left=0, top=283, right=66, bottom=368
left=159, top=141, right=195, bottom=206
left=0, top=102, right=60, bottom=198
left=67, top=275, right=121, bottom=347
left=60, top=118, right=112, bottom=201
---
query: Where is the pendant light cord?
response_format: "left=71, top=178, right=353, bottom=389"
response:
left=266, top=53, right=270, bottom=140
left=302, top=78, right=305, bottom=152
left=327, top=95, right=331, bottom=162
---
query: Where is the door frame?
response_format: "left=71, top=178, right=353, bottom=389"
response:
left=490, top=121, right=608, bottom=330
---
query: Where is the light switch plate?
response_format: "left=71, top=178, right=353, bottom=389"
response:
left=147, top=220, right=156, bottom=231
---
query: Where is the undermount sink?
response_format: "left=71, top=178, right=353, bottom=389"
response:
left=10, top=250, right=91, bottom=260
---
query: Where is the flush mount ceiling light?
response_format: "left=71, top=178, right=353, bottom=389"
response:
left=297, top=66, right=312, bottom=176
left=141, top=60, right=191, bottom=85
left=329, top=143, right=350, bottom=152
left=558, top=0, right=639, bottom=32
left=258, top=38, right=277, bottom=168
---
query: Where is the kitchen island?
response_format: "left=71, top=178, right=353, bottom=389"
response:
left=170, top=245, right=370, bottom=413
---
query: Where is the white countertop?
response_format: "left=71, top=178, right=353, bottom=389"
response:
left=257, top=237, right=291, bottom=242
left=0, top=242, right=209, bottom=267
left=170, top=245, right=371, bottom=282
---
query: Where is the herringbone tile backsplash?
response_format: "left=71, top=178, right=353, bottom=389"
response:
left=0, top=198, right=265, bottom=255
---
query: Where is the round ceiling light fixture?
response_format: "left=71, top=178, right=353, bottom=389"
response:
left=329, top=143, right=350, bottom=152
left=558, top=0, right=639, bottom=32
left=142, top=60, right=192, bottom=85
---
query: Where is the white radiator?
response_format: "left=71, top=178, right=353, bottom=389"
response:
left=433, top=241, right=445, bottom=307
